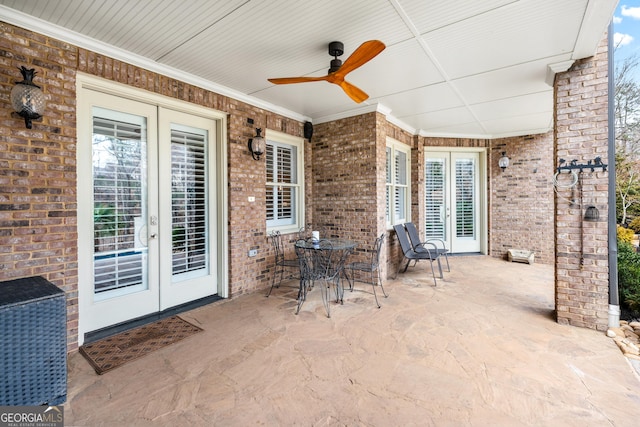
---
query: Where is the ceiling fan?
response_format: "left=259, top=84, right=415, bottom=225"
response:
left=268, top=40, right=385, bottom=103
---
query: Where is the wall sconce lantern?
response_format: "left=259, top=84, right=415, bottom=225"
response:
left=498, top=152, right=510, bottom=171
left=584, top=205, right=600, bottom=222
left=11, top=66, right=45, bottom=129
left=248, top=128, right=265, bottom=160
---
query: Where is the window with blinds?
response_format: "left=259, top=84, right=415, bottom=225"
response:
left=266, top=140, right=298, bottom=227
left=92, top=114, right=146, bottom=295
left=455, top=158, right=475, bottom=238
left=386, top=141, right=410, bottom=226
left=425, top=158, right=446, bottom=240
left=171, top=126, right=209, bottom=278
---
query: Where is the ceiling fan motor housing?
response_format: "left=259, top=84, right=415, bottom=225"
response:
left=328, top=41, right=344, bottom=57
left=328, top=41, right=344, bottom=73
left=329, top=59, right=342, bottom=73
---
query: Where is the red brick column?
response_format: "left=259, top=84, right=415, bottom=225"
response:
left=554, top=35, right=610, bottom=331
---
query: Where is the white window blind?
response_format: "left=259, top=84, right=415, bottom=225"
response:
left=455, top=158, right=475, bottom=238
left=171, top=127, right=209, bottom=276
left=425, top=158, right=446, bottom=240
left=394, top=150, right=407, bottom=222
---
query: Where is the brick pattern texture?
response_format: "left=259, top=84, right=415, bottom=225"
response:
left=490, top=134, right=555, bottom=264
left=0, top=21, right=611, bottom=352
left=0, top=22, right=307, bottom=351
left=312, top=112, right=394, bottom=278
left=554, top=36, right=610, bottom=331
left=0, top=23, right=80, bottom=350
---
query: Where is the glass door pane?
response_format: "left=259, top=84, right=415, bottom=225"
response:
left=92, top=109, right=149, bottom=301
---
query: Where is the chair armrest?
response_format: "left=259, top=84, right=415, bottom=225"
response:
left=425, top=239, right=447, bottom=251
left=416, top=241, right=438, bottom=250
left=414, top=241, right=438, bottom=256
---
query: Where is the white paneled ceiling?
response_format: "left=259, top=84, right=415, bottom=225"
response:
left=0, top=0, right=618, bottom=138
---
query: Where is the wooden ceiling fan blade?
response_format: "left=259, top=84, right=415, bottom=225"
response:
left=338, top=80, right=369, bottom=103
left=334, top=40, right=385, bottom=77
left=268, top=76, right=328, bottom=84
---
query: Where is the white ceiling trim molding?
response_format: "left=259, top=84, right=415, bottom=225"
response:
left=385, top=112, right=417, bottom=135
left=0, top=5, right=311, bottom=124
left=545, top=60, right=576, bottom=86
left=418, top=122, right=553, bottom=139
left=312, top=103, right=417, bottom=136
left=313, top=103, right=382, bottom=124
left=573, top=0, right=618, bottom=59
left=418, top=130, right=490, bottom=139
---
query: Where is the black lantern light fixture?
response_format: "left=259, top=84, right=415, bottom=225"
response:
left=498, top=151, right=510, bottom=171
left=584, top=205, right=600, bottom=222
left=10, top=66, right=45, bottom=129
left=248, top=128, right=265, bottom=160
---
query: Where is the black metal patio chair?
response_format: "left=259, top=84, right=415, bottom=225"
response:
left=266, top=230, right=299, bottom=297
left=344, top=232, right=387, bottom=308
left=294, top=238, right=345, bottom=317
left=393, top=224, right=443, bottom=286
left=404, top=222, right=450, bottom=272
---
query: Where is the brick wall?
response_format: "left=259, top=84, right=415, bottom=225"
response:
left=312, top=112, right=388, bottom=276
left=311, top=113, right=419, bottom=279
left=416, top=135, right=555, bottom=265
left=554, top=35, right=610, bottom=330
left=490, top=133, right=555, bottom=264
left=0, top=22, right=306, bottom=351
left=0, top=22, right=80, bottom=350
left=0, top=20, right=611, bottom=350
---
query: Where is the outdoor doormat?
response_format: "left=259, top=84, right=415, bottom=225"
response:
left=79, top=316, right=203, bottom=375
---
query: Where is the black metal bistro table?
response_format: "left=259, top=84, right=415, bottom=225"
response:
left=294, top=238, right=356, bottom=317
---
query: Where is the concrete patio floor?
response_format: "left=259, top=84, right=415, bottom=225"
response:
left=64, top=256, right=640, bottom=426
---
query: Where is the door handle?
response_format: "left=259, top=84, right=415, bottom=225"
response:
left=149, top=233, right=157, bottom=239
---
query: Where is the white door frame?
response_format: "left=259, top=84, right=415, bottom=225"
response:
left=76, top=73, right=228, bottom=346
left=424, top=148, right=487, bottom=254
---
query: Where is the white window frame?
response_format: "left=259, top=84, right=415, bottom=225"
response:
left=386, top=137, right=411, bottom=228
left=265, top=129, right=304, bottom=234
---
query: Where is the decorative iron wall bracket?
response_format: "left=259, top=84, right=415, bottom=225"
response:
left=556, top=157, right=607, bottom=174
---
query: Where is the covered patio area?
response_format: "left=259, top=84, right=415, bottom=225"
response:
left=65, top=256, right=640, bottom=426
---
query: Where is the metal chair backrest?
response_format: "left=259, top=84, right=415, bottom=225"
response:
left=393, top=224, right=413, bottom=255
left=294, top=239, right=311, bottom=279
left=404, top=222, right=423, bottom=250
left=270, top=231, right=286, bottom=263
left=370, top=233, right=385, bottom=268
left=294, top=238, right=336, bottom=281
left=311, top=239, right=336, bottom=280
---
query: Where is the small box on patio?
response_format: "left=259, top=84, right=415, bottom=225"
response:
left=0, top=276, right=67, bottom=405
left=507, top=249, right=535, bottom=265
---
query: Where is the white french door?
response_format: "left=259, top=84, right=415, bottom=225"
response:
left=425, top=150, right=486, bottom=253
left=158, top=109, right=217, bottom=308
left=78, top=88, right=219, bottom=336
